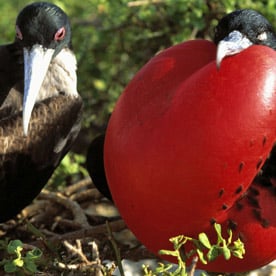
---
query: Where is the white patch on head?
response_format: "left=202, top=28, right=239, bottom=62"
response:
left=257, top=31, right=268, bottom=41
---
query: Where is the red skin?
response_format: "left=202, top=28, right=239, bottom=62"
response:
left=104, top=40, right=276, bottom=272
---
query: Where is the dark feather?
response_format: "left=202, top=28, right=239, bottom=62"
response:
left=0, top=95, right=82, bottom=222
left=0, top=43, right=23, bottom=105
left=86, top=134, right=112, bottom=201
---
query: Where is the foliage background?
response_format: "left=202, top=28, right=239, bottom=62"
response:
left=0, top=0, right=276, bottom=154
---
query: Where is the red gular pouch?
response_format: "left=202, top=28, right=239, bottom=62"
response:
left=104, top=40, right=276, bottom=273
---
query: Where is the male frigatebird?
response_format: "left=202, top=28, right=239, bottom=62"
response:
left=0, top=2, right=82, bottom=222
left=86, top=9, right=276, bottom=203
left=102, top=8, right=276, bottom=272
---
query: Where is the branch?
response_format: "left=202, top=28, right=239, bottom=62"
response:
left=63, top=239, right=91, bottom=265
left=63, top=177, right=92, bottom=196
left=127, top=0, right=165, bottom=7
left=33, top=219, right=125, bottom=245
left=39, top=190, right=89, bottom=227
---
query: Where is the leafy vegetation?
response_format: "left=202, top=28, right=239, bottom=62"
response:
left=143, top=223, right=245, bottom=275
left=0, top=239, right=42, bottom=274
left=48, top=152, right=88, bottom=190
left=0, top=223, right=245, bottom=275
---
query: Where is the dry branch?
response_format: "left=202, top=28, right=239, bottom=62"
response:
left=63, top=177, right=93, bottom=196
left=34, top=219, right=126, bottom=245
left=39, top=190, right=89, bottom=227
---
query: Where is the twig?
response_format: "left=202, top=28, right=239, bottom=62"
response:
left=127, top=0, right=164, bottom=7
left=63, top=239, right=91, bottom=265
left=40, top=228, right=59, bottom=237
left=188, top=256, right=198, bottom=276
left=21, top=199, right=49, bottom=218
left=106, top=221, right=125, bottom=276
left=57, top=262, right=80, bottom=270
left=70, top=188, right=102, bottom=202
left=53, top=217, right=83, bottom=230
left=39, top=190, right=89, bottom=227
left=33, top=219, right=125, bottom=245
left=56, top=261, right=104, bottom=275
left=63, top=177, right=93, bottom=196
left=89, top=240, right=100, bottom=261
left=58, top=239, right=105, bottom=275
left=22, top=199, right=60, bottom=224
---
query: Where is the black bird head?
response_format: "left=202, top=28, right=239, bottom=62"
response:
left=214, top=9, right=276, bottom=68
left=15, top=2, right=72, bottom=135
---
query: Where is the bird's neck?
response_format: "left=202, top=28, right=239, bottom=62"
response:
left=36, top=48, right=78, bottom=102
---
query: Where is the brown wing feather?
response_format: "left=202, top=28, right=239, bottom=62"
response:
left=0, top=95, right=82, bottom=222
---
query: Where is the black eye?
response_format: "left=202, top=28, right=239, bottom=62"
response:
left=15, top=25, right=23, bottom=40
left=54, top=27, right=66, bottom=41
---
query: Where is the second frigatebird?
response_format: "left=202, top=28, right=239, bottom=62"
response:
left=87, top=9, right=276, bottom=208
left=0, top=2, right=82, bottom=222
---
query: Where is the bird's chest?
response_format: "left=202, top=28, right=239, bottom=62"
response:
left=35, top=52, right=78, bottom=101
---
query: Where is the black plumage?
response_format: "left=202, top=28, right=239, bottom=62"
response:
left=214, top=9, right=276, bottom=48
left=0, top=2, right=82, bottom=222
left=86, top=134, right=112, bottom=201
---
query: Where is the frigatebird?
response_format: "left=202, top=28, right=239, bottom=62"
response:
left=86, top=9, right=276, bottom=203
left=0, top=2, right=82, bottom=222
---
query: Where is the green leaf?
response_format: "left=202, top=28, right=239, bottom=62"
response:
left=169, top=235, right=187, bottom=249
left=4, top=262, right=18, bottom=273
left=214, top=223, right=223, bottom=243
left=197, top=248, right=207, bottom=264
left=222, top=247, right=231, bottom=260
left=13, top=257, right=24, bottom=267
left=207, top=246, right=220, bottom=262
left=227, top=228, right=233, bottom=244
left=159, top=249, right=178, bottom=257
left=7, top=240, right=23, bottom=254
left=24, top=260, right=38, bottom=273
left=155, top=263, right=173, bottom=273
left=26, top=248, right=43, bottom=259
left=198, top=233, right=211, bottom=249
left=232, top=239, right=245, bottom=259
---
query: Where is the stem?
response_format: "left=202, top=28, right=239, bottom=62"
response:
left=106, top=221, right=125, bottom=276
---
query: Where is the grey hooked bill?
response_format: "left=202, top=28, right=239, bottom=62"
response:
left=23, top=45, right=54, bottom=135
left=216, top=30, right=253, bottom=68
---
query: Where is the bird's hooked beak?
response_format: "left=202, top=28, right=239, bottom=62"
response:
left=216, top=30, right=253, bottom=69
left=23, top=45, right=55, bottom=135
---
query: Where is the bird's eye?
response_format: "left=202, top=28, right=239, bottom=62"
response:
left=15, top=25, right=23, bottom=40
left=257, top=32, right=267, bottom=41
left=54, top=27, right=66, bottom=41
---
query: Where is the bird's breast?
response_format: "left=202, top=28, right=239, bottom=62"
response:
left=37, top=48, right=78, bottom=102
